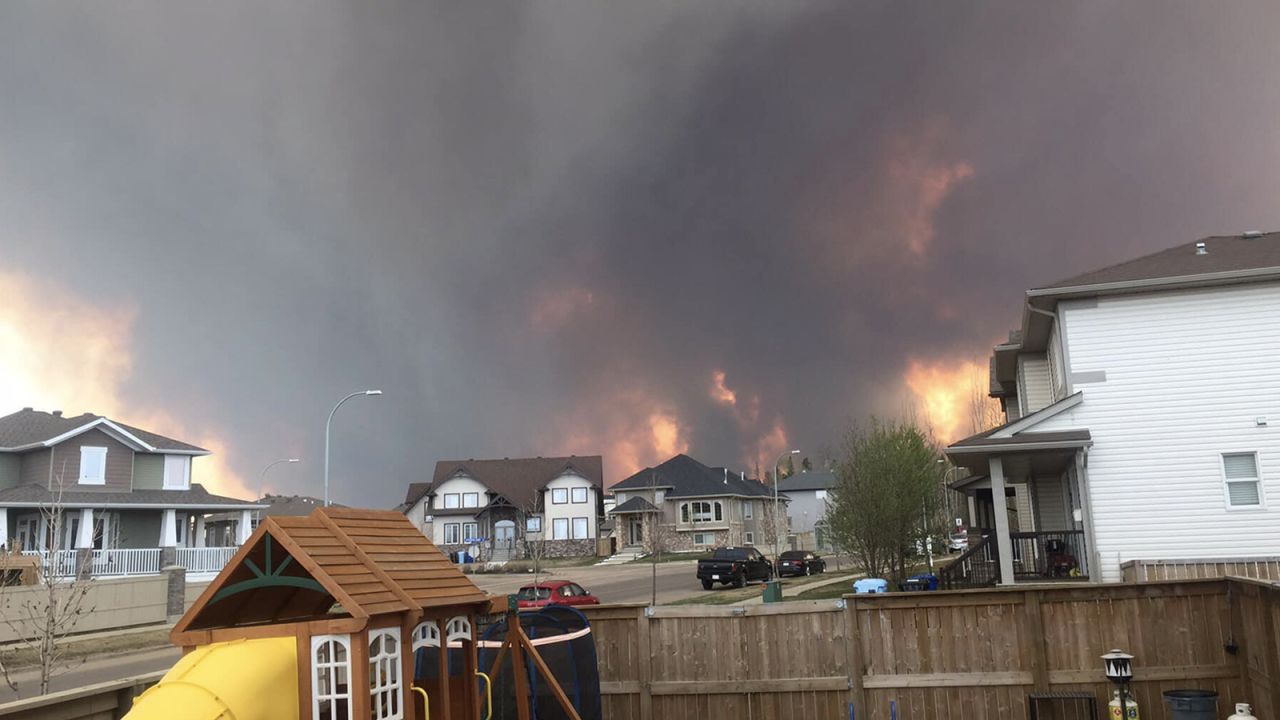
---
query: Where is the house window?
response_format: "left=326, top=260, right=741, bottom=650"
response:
left=552, top=488, right=568, bottom=504
left=368, top=628, right=403, bottom=720
left=443, top=494, right=460, bottom=509
left=816, top=489, right=828, bottom=500
left=572, top=517, right=589, bottom=539
left=462, top=492, right=479, bottom=508
left=80, top=447, right=107, bottom=485
left=745, top=532, right=754, bottom=545
left=743, top=501, right=753, bottom=519
left=444, top=523, right=461, bottom=544
left=571, top=487, right=588, bottom=504
left=714, top=502, right=723, bottom=522
left=526, top=516, right=542, bottom=533
left=311, top=634, right=353, bottom=720
left=163, top=455, right=191, bottom=490
left=462, top=522, right=479, bottom=542
left=15, top=517, right=40, bottom=551
left=552, top=518, right=569, bottom=540
left=693, top=532, right=715, bottom=546
left=654, top=490, right=664, bottom=504
left=1223, top=453, right=1263, bottom=508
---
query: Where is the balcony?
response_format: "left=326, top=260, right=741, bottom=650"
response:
left=20, top=546, right=239, bottom=580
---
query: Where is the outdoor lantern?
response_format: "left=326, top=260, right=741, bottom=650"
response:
left=1102, top=649, right=1134, bottom=684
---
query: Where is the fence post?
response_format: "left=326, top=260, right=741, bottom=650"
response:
left=163, top=565, right=187, bottom=622
left=636, top=606, right=652, bottom=719
left=1262, top=585, right=1280, bottom=715
left=1024, top=589, right=1050, bottom=692
left=844, top=597, right=867, bottom=717
left=76, top=548, right=92, bottom=581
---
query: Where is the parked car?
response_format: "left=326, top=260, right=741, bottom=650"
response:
left=515, top=581, right=601, bottom=608
left=776, top=550, right=827, bottom=577
left=696, top=546, right=773, bottom=590
left=947, top=531, right=970, bottom=553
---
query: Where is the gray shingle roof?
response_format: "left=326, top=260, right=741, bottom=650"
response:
left=427, top=455, right=603, bottom=509
left=0, top=483, right=263, bottom=508
left=609, top=496, right=659, bottom=514
left=776, top=470, right=836, bottom=492
left=0, top=408, right=206, bottom=453
left=613, top=454, right=779, bottom=499
left=1039, top=232, right=1280, bottom=291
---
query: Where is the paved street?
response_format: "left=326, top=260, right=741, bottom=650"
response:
left=0, top=559, right=709, bottom=703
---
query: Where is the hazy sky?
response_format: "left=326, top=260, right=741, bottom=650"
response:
left=3, top=2, right=1280, bottom=505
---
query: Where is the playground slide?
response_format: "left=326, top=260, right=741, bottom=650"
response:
left=124, top=636, right=299, bottom=720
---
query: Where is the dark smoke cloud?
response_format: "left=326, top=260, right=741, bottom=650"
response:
left=3, top=2, right=1280, bottom=502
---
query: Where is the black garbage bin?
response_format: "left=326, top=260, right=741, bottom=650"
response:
left=1163, top=689, right=1218, bottom=720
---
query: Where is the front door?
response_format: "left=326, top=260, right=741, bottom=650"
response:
left=629, top=518, right=643, bottom=546
left=493, top=521, right=515, bottom=561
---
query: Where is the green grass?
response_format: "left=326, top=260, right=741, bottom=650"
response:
left=626, top=552, right=709, bottom=564
left=666, top=571, right=859, bottom=606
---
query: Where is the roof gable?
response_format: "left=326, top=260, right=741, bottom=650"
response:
left=176, top=507, right=488, bottom=634
left=427, top=455, right=603, bottom=508
left=614, top=454, right=776, bottom=498
left=0, top=408, right=207, bottom=454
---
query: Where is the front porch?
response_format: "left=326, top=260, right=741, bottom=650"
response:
left=943, top=423, right=1096, bottom=588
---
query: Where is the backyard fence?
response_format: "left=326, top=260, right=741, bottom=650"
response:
left=1121, top=557, right=1280, bottom=583
left=583, top=577, right=1280, bottom=720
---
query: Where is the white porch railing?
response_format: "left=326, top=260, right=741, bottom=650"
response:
left=91, top=548, right=163, bottom=577
left=20, top=549, right=79, bottom=578
left=176, top=547, right=238, bottom=574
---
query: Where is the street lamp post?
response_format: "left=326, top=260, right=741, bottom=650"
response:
left=258, top=458, right=300, bottom=499
left=324, top=390, right=383, bottom=506
left=773, top=449, right=800, bottom=560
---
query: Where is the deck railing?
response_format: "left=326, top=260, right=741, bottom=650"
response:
left=939, top=530, right=1089, bottom=589
left=175, top=546, right=238, bottom=574
left=91, top=548, right=163, bottom=577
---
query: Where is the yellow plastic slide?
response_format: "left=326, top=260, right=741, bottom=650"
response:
left=125, top=636, right=299, bottom=720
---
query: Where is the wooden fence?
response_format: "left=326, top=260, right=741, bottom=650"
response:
left=583, top=578, right=1280, bottom=720
left=0, top=672, right=161, bottom=719
left=1121, top=557, right=1280, bottom=583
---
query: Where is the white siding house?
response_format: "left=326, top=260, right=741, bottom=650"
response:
left=946, top=232, right=1280, bottom=586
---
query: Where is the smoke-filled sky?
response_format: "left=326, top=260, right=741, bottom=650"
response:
left=3, top=2, right=1280, bottom=505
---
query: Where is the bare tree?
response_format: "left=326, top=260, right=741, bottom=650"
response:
left=521, top=499, right=549, bottom=587
left=969, top=368, right=1004, bottom=435
left=1, top=468, right=93, bottom=696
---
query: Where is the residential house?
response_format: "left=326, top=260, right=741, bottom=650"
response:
left=944, top=232, right=1280, bottom=587
left=776, top=469, right=836, bottom=552
left=0, top=407, right=264, bottom=577
left=398, top=455, right=604, bottom=560
left=608, top=454, right=787, bottom=554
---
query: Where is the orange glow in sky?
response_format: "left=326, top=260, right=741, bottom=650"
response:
left=902, top=357, right=993, bottom=445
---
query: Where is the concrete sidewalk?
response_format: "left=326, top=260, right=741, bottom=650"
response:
left=741, top=572, right=861, bottom=605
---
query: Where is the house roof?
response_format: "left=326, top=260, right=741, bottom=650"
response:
left=613, top=454, right=780, bottom=500
left=0, top=483, right=263, bottom=509
left=609, top=496, right=659, bottom=514
left=0, top=408, right=207, bottom=454
left=776, top=470, right=836, bottom=492
left=427, top=455, right=603, bottom=509
left=1037, top=231, right=1280, bottom=293
left=177, top=507, right=489, bottom=633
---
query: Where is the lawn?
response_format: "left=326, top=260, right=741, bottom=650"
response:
left=667, top=571, right=859, bottom=606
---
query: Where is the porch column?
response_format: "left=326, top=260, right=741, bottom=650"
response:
left=1073, top=450, right=1101, bottom=581
left=989, top=457, right=1016, bottom=585
left=236, top=510, right=252, bottom=545
left=0, top=509, right=8, bottom=550
left=76, top=508, right=94, bottom=549
left=159, top=509, right=178, bottom=548
left=967, top=495, right=977, bottom=529
left=194, top=515, right=207, bottom=548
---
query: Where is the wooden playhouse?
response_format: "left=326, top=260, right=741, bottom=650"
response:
left=160, top=506, right=494, bottom=720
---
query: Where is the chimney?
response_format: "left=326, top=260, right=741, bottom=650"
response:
left=1243, top=230, right=1263, bottom=239
left=1196, top=242, right=1207, bottom=255
left=21, top=407, right=32, bottom=412
left=51, top=410, right=62, bottom=417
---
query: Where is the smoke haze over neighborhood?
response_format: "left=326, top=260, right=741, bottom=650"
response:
left=3, top=2, right=1280, bottom=503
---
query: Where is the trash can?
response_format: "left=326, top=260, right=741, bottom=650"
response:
left=761, top=580, right=783, bottom=603
left=1163, top=689, right=1218, bottom=720
left=900, top=573, right=939, bottom=592
left=853, top=578, right=888, bottom=594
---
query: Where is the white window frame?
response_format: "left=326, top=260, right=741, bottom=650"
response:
left=552, top=518, right=569, bottom=540
left=443, top=493, right=460, bottom=509
left=163, top=454, right=191, bottom=490
left=551, top=488, right=568, bottom=504
left=525, top=516, right=542, bottom=533
left=79, top=446, right=107, bottom=485
left=311, top=634, right=353, bottom=720
left=446, top=616, right=472, bottom=642
left=745, top=532, right=754, bottom=545
left=411, top=621, right=440, bottom=650
left=444, top=523, right=461, bottom=544
left=462, top=492, right=480, bottom=508
left=368, top=627, right=403, bottom=720
left=1221, top=452, right=1266, bottom=510
left=693, top=532, right=714, bottom=546
left=815, top=489, right=828, bottom=500
left=462, top=522, right=479, bottom=542
left=572, top=517, right=589, bottom=540
left=571, top=487, right=588, bottom=504
left=743, top=501, right=753, bottom=519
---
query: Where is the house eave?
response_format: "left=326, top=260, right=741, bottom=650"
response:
left=0, top=501, right=268, bottom=510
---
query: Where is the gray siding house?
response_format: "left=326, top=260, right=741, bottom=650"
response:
left=0, top=407, right=264, bottom=578
left=776, top=470, right=836, bottom=552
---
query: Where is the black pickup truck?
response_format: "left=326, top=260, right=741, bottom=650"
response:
left=696, top=547, right=774, bottom=590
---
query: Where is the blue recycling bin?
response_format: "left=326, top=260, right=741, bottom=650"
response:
left=900, top=573, right=939, bottom=592
left=853, top=578, right=888, bottom=594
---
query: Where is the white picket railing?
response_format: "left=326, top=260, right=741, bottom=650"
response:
left=93, top=548, right=164, bottom=577
left=20, top=549, right=79, bottom=578
left=175, top=546, right=238, bottom=574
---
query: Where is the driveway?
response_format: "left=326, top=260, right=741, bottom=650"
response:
left=470, top=559, right=702, bottom=605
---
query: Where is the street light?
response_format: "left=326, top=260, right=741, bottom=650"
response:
left=258, top=458, right=300, bottom=499
left=324, top=390, right=383, bottom=506
left=774, top=449, right=800, bottom=559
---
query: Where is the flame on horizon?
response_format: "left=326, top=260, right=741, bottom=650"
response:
left=0, top=271, right=252, bottom=498
left=902, top=357, right=995, bottom=445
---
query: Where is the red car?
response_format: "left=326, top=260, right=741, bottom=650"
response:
left=515, top=581, right=601, bottom=608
